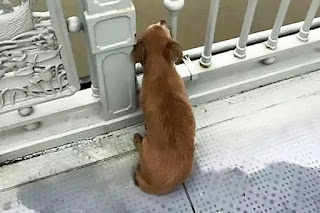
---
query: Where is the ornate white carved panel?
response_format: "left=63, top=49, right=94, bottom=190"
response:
left=0, top=0, right=79, bottom=114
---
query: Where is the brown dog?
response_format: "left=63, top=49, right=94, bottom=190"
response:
left=131, top=20, right=195, bottom=195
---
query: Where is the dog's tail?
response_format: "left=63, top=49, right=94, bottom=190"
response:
left=134, top=171, right=174, bottom=195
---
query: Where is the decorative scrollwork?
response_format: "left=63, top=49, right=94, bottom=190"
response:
left=0, top=0, right=70, bottom=110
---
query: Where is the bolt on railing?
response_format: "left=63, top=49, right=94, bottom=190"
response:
left=297, top=0, right=320, bottom=42
left=200, top=0, right=220, bottom=67
left=265, top=0, right=291, bottom=50
left=234, top=0, right=258, bottom=59
left=163, top=0, right=184, bottom=40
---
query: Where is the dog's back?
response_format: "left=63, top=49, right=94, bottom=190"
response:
left=132, top=21, right=195, bottom=195
left=137, top=63, right=195, bottom=195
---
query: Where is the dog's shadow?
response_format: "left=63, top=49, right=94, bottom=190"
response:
left=184, top=160, right=320, bottom=213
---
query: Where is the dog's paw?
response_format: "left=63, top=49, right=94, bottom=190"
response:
left=133, top=133, right=143, bottom=144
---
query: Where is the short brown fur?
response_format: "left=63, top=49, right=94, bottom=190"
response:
left=131, top=21, right=195, bottom=195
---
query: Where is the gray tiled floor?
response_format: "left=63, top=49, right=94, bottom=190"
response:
left=186, top=94, right=320, bottom=213
left=0, top=153, right=192, bottom=213
left=0, top=72, right=320, bottom=213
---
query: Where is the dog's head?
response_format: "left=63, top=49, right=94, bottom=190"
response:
left=132, top=20, right=183, bottom=65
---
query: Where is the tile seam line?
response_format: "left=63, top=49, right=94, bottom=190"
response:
left=183, top=183, right=196, bottom=213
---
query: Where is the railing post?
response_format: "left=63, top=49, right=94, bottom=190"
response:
left=80, top=0, right=137, bottom=120
left=265, top=0, right=291, bottom=50
left=234, top=0, right=258, bottom=59
left=76, top=0, right=100, bottom=98
left=200, top=0, right=220, bottom=67
left=297, top=0, right=320, bottom=42
left=163, top=0, right=184, bottom=40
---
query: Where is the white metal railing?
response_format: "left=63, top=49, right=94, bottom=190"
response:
left=199, top=0, right=220, bottom=67
left=297, top=0, right=320, bottom=41
left=136, top=0, right=320, bottom=100
left=183, top=18, right=320, bottom=60
left=135, top=0, right=320, bottom=72
left=163, top=0, right=320, bottom=59
left=265, top=0, right=291, bottom=50
left=1, top=0, right=320, bottom=163
left=233, top=0, right=258, bottom=59
left=163, top=0, right=184, bottom=40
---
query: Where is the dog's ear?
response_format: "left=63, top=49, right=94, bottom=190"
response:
left=131, top=39, right=145, bottom=64
left=164, top=40, right=183, bottom=62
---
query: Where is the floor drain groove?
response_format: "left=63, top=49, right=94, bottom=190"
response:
left=183, top=183, right=196, bottom=213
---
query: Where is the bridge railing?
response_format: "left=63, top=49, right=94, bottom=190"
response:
left=0, top=0, right=319, bottom=164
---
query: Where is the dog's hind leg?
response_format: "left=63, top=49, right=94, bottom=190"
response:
left=133, top=133, right=143, bottom=186
left=133, top=133, right=143, bottom=153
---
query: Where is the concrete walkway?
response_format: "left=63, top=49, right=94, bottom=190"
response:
left=0, top=71, right=320, bottom=213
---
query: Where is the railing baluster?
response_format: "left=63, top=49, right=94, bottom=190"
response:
left=297, top=0, right=320, bottom=42
left=200, top=0, right=220, bottom=67
left=266, top=0, right=291, bottom=50
left=234, top=0, right=258, bottom=59
left=163, top=0, right=184, bottom=40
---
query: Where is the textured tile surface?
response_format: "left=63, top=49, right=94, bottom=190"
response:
left=186, top=93, right=320, bottom=213
left=0, top=153, right=193, bottom=213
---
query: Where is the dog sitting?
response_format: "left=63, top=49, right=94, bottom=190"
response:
left=131, top=20, right=195, bottom=195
